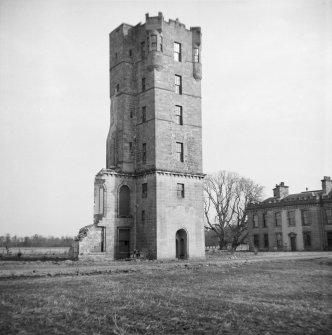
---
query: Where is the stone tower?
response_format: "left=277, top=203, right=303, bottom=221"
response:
left=77, top=13, right=205, bottom=259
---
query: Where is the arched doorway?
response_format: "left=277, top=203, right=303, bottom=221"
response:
left=175, top=229, right=188, bottom=259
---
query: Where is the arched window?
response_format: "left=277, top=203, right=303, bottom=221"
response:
left=119, top=185, right=130, bottom=217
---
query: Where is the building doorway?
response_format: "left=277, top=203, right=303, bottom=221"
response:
left=175, top=229, right=188, bottom=259
left=289, top=233, right=297, bottom=251
left=118, top=228, right=130, bottom=258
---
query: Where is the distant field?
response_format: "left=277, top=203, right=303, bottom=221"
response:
left=0, top=247, right=70, bottom=257
left=0, top=257, right=331, bottom=334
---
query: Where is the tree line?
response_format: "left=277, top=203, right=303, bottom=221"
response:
left=0, top=234, right=74, bottom=248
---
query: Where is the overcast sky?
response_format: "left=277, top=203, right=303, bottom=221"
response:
left=0, top=0, right=331, bottom=237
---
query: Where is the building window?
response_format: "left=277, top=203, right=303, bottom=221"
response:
left=303, top=231, right=311, bottom=248
left=129, top=49, right=132, bottom=57
left=275, top=212, right=282, bottom=227
left=176, top=142, right=184, bottom=162
left=175, top=75, right=182, bottom=94
left=142, top=183, right=147, bottom=198
left=130, top=109, right=133, bottom=118
left=174, top=42, right=181, bottom=61
left=116, top=84, right=119, bottom=92
left=142, top=106, right=146, bottom=122
left=160, top=36, right=163, bottom=52
left=177, top=183, right=185, bottom=198
left=141, top=41, right=145, bottom=58
left=287, top=211, right=296, bottom=226
left=264, top=234, right=269, bottom=249
left=327, top=232, right=332, bottom=247
left=253, top=214, right=258, bottom=228
left=263, top=213, right=267, bottom=228
left=142, top=78, right=146, bottom=92
left=276, top=233, right=283, bottom=249
left=175, top=105, right=183, bottom=125
left=141, top=210, right=145, bottom=223
left=151, top=34, right=157, bottom=50
left=98, top=187, right=104, bottom=215
left=119, top=185, right=130, bottom=217
left=142, top=143, right=146, bottom=164
left=253, top=234, right=259, bottom=248
left=129, top=142, right=132, bottom=151
left=193, top=47, right=199, bottom=62
left=115, top=52, right=118, bottom=60
left=326, top=209, right=332, bottom=225
left=302, top=210, right=310, bottom=226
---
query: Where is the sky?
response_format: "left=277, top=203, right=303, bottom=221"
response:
left=0, top=0, right=331, bottom=237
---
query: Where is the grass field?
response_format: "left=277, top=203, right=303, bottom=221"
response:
left=0, top=257, right=331, bottom=334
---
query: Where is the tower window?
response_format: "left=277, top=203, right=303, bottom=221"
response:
left=193, top=48, right=199, bottom=63
left=116, top=84, right=119, bottom=92
left=119, top=185, right=130, bottom=217
left=129, top=142, right=133, bottom=151
left=176, top=142, right=183, bottom=162
left=141, top=210, right=145, bottom=223
left=98, top=187, right=104, bottom=215
left=151, top=35, right=157, bottom=50
left=177, top=183, right=185, bottom=198
left=175, top=105, right=183, bottom=125
left=174, top=42, right=181, bottom=61
left=142, top=183, right=147, bottom=198
left=141, top=41, right=145, bottom=58
left=142, top=143, right=146, bottom=164
left=129, top=49, right=132, bottom=57
left=142, top=106, right=146, bottom=122
left=160, top=36, right=163, bottom=52
left=175, top=75, right=182, bottom=94
left=142, top=78, right=146, bottom=92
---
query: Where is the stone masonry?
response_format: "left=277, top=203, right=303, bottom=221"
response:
left=76, top=13, right=205, bottom=259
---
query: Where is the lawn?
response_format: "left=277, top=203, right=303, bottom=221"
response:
left=0, top=258, right=331, bottom=334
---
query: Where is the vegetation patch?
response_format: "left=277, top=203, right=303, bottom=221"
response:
left=0, top=258, right=331, bottom=334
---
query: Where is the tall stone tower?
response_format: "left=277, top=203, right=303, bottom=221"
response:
left=77, top=13, right=205, bottom=259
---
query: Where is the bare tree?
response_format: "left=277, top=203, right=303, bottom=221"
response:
left=204, top=171, right=263, bottom=250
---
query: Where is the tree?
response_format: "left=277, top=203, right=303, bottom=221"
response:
left=204, top=171, right=263, bottom=250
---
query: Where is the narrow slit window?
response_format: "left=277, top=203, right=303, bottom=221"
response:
left=142, top=143, right=146, bottom=164
left=193, top=48, right=199, bottom=63
left=142, top=183, right=147, bottom=198
left=175, top=75, right=182, bottom=94
left=142, top=106, right=146, bottom=122
left=142, top=78, right=146, bottom=92
left=176, top=142, right=183, bottom=162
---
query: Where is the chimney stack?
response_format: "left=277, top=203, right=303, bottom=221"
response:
left=273, top=182, right=289, bottom=199
left=321, top=176, right=332, bottom=195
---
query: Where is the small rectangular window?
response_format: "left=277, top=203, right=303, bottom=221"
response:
left=303, top=231, right=311, bottom=248
left=177, top=183, right=185, bottom=198
left=129, top=142, right=132, bottom=151
left=130, top=109, right=133, bottom=118
left=151, top=35, right=157, bottom=50
left=175, top=105, right=183, bottom=125
left=142, top=183, right=147, bottom=198
left=141, top=41, right=145, bottom=58
left=193, top=48, right=199, bottom=63
left=174, top=42, right=181, bottom=61
left=253, top=214, right=258, bottom=228
left=263, top=213, right=267, bottom=228
left=264, top=234, right=269, bottom=249
left=276, top=233, right=283, bottom=249
left=115, top=52, right=118, bottom=60
left=98, top=188, right=104, bottom=215
left=325, top=209, right=332, bottom=225
left=142, top=143, right=146, bottom=164
left=287, top=211, right=296, bottom=226
left=174, top=75, right=182, bottom=94
left=116, top=84, right=119, bottom=92
left=142, top=106, right=146, bottom=122
left=129, top=49, right=132, bottom=57
left=275, top=212, right=282, bottom=227
left=160, top=36, right=163, bottom=52
left=141, top=210, right=145, bottom=222
left=176, top=142, right=183, bottom=162
left=302, top=210, right=310, bottom=226
left=253, top=234, right=259, bottom=248
left=142, top=78, right=146, bottom=92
